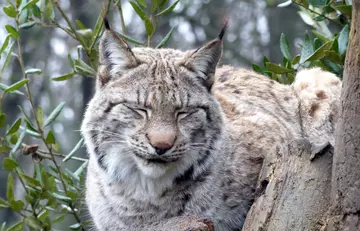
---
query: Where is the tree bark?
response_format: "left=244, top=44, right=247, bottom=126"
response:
left=242, top=2, right=360, bottom=230
left=325, top=0, right=360, bottom=229
left=242, top=139, right=333, bottom=231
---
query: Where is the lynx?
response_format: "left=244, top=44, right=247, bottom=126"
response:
left=81, top=20, right=341, bottom=231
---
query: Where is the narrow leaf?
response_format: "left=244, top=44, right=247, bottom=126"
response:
left=129, top=1, right=147, bottom=20
left=280, top=33, right=292, bottom=60
left=6, top=220, right=24, bottom=231
left=3, top=158, right=18, bottom=171
left=0, top=114, right=6, bottom=128
left=37, top=106, right=44, bottom=127
left=5, top=25, right=20, bottom=38
left=299, top=33, right=314, bottom=63
left=20, top=0, right=39, bottom=11
left=6, top=118, right=21, bottom=135
left=3, top=6, right=17, bottom=18
left=51, top=72, right=75, bottom=81
left=0, top=34, right=10, bottom=55
left=136, top=0, right=147, bottom=8
left=118, top=33, right=143, bottom=46
left=156, top=26, right=175, bottom=48
left=0, top=198, right=8, bottom=208
left=6, top=174, right=14, bottom=202
left=145, top=18, right=154, bottom=37
left=265, top=62, right=294, bottom=74
left=25, top=68, right=42, bottom=74
left=45, top=130, right=55, bottom=144
left=277, top=0, right=292, bottom=7
left=338, top=24, right=349, bottom=56
left=44, top=102, right=65, bottom=127
left=156, top=0, right=179, bottom=16
left=63, top=138, right=84, bottom=162
left=4, top=79, right=28, bottom=93
left=10, top=130, right=26, bottom=156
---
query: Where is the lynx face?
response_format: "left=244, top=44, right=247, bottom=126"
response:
left=81, top=28, right=225, bottom=180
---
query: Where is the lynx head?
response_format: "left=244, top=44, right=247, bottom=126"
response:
left=81, top=20, right=227, bottom=181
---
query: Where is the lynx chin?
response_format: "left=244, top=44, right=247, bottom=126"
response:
left=81, top=19, right=341, bottom=231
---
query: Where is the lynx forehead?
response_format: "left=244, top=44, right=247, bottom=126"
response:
left=81, top=19, right=341, bottom=230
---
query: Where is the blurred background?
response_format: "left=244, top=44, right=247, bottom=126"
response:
left=0, top=0, right=341, bottom=229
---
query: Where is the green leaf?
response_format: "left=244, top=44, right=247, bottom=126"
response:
left=50, top=192, right=72, bottom=202
left=280, top=33, right=292, bottom=60
left=0, top=222, right=5, bottom=231
left=156, top=0, right=179, bottom=16
left=44, top=102, right=65, bottom=127
left=118, top=33, right=143, bottom=46
left=45, top=130, right=55, bottom=144
left=300, top=33, right=314, bottom=63
left=19, top=21, right=36, bottom=29
left=6, top=174, right=14, bottom=202
left=1, top=40, right=15, bottom=74
left=6, top=118, right=21, bottom=135
left=24, top=216, right=43, bottom=229
left=144, top=18, right=154, bottom=37
left=156, top=26, right=175, bottom=48
left=18, top=173, right=41, bottom=188
left=3, top=158, right=18, bottom=171
left=0, top=114, right=6, bottom=128
left=5, top=25, right=20, bottom=38
left=5, top=79, right=29, bottom=93
left=9, top=199, right=24, bottom=211
left=44, top=2, right=54, bottom=20
left=6, top=220, right=24, bottom=231
left=265, top=62, right=294, bottom=74
left=74, top=160, right=89, bottom=177
left=136, top=0, right=147, bottom=8
left=37, top=106, right=44, bottom=127
left=252, top=64, right=262, bottom=74
left=308, top=0, right=327, bottom=7
left=20, top=0, right=39, bottom=11
left=74, top=59, right=95, bottom=76
left=75, top=19, right=87, bottom=29
left=18, top=106, right=36, bottom=129
left=292, top=55, right=301, bottom=65
left=324, top=50, right=342, bottom=64
left=0, top=34, right=10, bottom=55
left=19, top=8, right=29, bottom=24
left=0, top=198, right=8, bottom=209
left=25, top=68, right=42, bottom=74
left=3, top=6, right=17, bottom=18
left=40, top=165, right=49, bottom=189
left=69, top=223, right=81, bottom=230
left=63, top=138, right=84, bottom=162
left=303, top=40, right=333, bottom=62
left=335, top=5, right=352, bottom=18
left=51, top=72, right=75, bottom=81
left=338, top=24, right=349, bottom=56
left=10, top=130, right=26, bottom=156
left=129, top=1, right=147, bottom=21
left=31, top=5, right=41, bottom=18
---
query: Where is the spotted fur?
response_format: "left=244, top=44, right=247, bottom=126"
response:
left=81, top=24, right=341, bottom=231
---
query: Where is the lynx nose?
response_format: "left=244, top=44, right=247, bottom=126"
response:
left=146, top=128, right=176, bottom=155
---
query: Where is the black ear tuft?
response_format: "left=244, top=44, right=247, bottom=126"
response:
left=103, top=17, right=111, bottom=30
left=218, top=18, right=229, bottom=40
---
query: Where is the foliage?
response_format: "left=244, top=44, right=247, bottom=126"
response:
left=253, top=0, right=351, bottom=83
left=0, top=0, right=178, bottom=230
left=0, top=0, right=352, bottom=230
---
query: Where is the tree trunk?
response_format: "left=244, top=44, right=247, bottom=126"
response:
left=325, top=0, right=360, bottom=229
left=242, top=1, right=360, bottom=230
left=242, top=139, right=333, bottom=230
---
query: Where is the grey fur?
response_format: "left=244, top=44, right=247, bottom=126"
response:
left=81, top=27, right=341, bottom=231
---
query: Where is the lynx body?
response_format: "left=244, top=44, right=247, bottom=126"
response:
left=81, top=22, right=341, bottom=231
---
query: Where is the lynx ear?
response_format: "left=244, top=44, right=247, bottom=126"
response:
left=182, top=21, right=228, bottom=90
left=98, top=19, right=139, bottom=87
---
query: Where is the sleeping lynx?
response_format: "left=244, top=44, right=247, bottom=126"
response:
left=81, top=20, right=341, bottom=231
